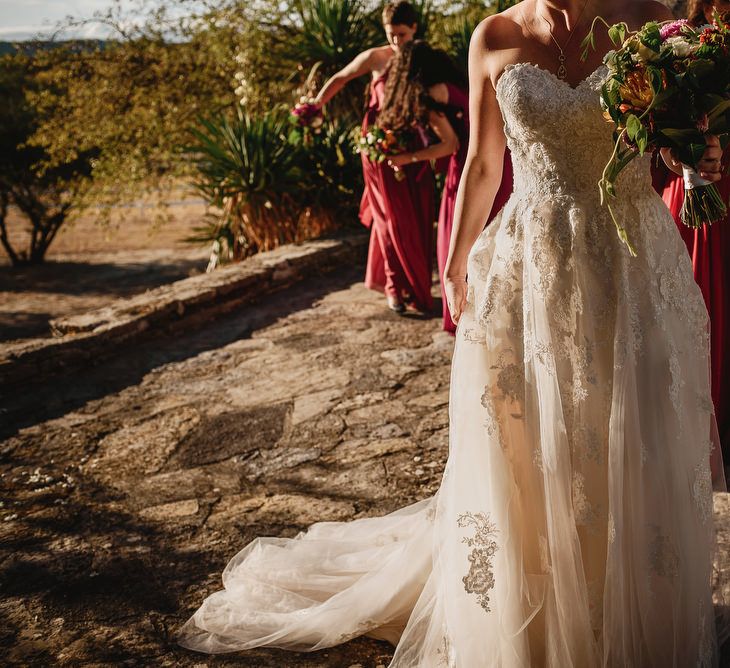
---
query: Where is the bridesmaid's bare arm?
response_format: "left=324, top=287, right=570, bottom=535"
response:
left=314, top=47, right=390, bottom=107
left=389, top=85, right=459, bottom=166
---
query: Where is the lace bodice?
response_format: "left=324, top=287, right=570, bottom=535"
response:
left=496, top=63, right=651, bottom=202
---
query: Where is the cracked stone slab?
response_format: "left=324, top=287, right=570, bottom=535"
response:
left=0, top=233, right=368, bottom=391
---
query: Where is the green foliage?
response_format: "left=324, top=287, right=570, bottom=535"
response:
left=445, top=14, right=480, bottom=76
left=289, top=0, right=379, bottom=74
left=186, top=108, right=360, bottom=264
left=0, top=52, right=92, bottom=265
left=0, top=0, right=521, bottom=264
left=25, top=16, right=239, bottom=225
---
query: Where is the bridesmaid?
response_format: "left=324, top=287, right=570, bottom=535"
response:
left=653, top=0, right=730, bottom=458
left=384, top=42, right=514, bottom=331
left=313, top=1, right=422, bottom=313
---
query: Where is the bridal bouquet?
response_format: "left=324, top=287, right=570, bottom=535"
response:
left=357, top=125, right=415, bottom=180
left=590, top=12, right=730, bottom=251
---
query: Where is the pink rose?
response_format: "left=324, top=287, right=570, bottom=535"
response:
left=660, top=19, right=689, bottom=41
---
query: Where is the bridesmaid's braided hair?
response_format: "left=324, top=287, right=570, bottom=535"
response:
left=378, top=40, right=465, bottom=132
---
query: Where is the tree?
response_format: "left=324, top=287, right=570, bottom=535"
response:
left=0, top=52, right=92, bottom=265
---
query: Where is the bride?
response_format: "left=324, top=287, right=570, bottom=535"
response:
left=178, top=0, right=727, bottom=665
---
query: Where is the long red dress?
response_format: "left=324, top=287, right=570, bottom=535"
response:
left=360, top=74, right=435, bottom=312
left=436, top=83, right=514, bottom=334
left=652, top=159, right=730, bottom=457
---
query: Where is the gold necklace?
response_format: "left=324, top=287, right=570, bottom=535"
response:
left=529, top=1, right=590, bottom=80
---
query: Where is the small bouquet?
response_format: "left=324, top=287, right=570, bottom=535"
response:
left=358, top=125, right=414, bottom=180
left=290, top=96, right=324, bottom=131
left=586, top=12, right=730, bottom=252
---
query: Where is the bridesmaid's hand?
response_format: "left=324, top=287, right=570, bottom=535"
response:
left=387, top=154, right=411, bottom=168
left=696, top=135, right=723, bottom=182
left=444, top=277, right=468, bottom=325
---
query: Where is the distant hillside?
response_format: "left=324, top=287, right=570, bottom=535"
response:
left=0, top=40, right=107, bottom=56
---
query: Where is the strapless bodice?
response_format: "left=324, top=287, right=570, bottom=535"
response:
left=496, top=62, right=651, bottom=203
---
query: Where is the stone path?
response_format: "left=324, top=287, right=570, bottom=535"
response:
left=0, top=264, right=453, bottom=666
left=3, top=261, right=729, bottom=666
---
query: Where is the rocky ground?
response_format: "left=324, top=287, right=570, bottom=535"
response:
left=0, top=263, right=453, bottom=667
left=0, top=248, right=210, bottom=344
left=1, top=194, right=210, bottom=344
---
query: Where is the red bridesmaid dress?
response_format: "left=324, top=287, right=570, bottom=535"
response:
left=436, top=83, right=513, bottom=334
left=359, top=73, right=435, bottom=312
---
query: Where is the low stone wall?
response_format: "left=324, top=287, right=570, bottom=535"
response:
left=0, top=233, right=367, bottom=392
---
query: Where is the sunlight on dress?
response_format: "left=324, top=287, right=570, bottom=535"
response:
left=179, top=63, right=725, bottom=667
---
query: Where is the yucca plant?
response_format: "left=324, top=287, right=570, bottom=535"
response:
left=187, top=109, right=324, bottom=265
left=186, top=107, right=359, bottom=267
left=290, top=115, right=363, bottom=218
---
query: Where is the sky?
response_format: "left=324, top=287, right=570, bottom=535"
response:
left=0, top=0, right=209, bottom=41
left=0, top=0, right=122, bottom=40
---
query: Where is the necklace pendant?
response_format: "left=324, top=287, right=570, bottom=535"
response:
left=557, top=53, right=567, bottom=80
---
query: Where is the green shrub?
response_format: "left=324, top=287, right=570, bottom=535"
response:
left=186, top=107, right=361, bottom=266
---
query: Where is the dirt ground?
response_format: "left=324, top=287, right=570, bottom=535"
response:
left=1, top=197, right=210, bottom=345
left=1, top=261, right=453, bottom=667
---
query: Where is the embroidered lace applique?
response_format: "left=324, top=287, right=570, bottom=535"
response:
left=573, top=424, right=604, bottom=465
left=458, top=512, right=499, bottom=613
left=647, top=525, right=679, bottom=578
left=607, top=513, right=616, bottom=544
left=435, top=634, right=455, bottom=667
left=698, top=607, right=715, bottom=667
left=693, top=457, right=713, bottom=524
left=572, top=472, right=599, bottom=529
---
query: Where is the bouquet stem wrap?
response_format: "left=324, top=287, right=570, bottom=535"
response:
left=681, top=165, right=727, bottom=228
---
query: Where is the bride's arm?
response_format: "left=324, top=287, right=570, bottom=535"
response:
left=443, top=19, right=506, bottom=324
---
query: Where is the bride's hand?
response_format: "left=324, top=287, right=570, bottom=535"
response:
left=661, top=136, right=724, bottom=180
left=444, top=276, right=468, bottom=325
left=696, top=135, right=723, bottom=182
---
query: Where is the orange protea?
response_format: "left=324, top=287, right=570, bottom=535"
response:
left=618, top=67, right=654, bottom=111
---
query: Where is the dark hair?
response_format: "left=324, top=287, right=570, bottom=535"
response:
left=379, top=40, right=466, bottom=131
left=382, top=1, right=418, bottom=27
left=687, top=0, right=713, bottom=25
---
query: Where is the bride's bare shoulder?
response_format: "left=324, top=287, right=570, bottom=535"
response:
left=471, top=3, right=526, bottom=54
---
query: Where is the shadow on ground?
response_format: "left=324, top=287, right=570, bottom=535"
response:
left=0, top=264, right=370, bottom=441
left=0, top=258, right=206, bottom=297
left=0, top=256, right=209, bottom=343
left=0, top=462, right=394, bottom=667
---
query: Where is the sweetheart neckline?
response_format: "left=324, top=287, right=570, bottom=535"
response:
left=496, top=61, right=606, bottom=93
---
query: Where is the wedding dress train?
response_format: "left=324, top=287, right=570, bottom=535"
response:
left=179, top=63, right=723, bottom=666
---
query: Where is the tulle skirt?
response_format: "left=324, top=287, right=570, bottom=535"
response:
left=179, top=186, right=723, bottom=666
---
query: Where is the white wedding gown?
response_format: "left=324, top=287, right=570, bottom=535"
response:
left=179, top=63, right=725, bottom=666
